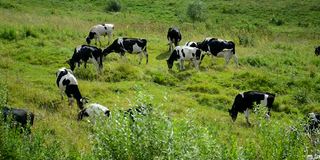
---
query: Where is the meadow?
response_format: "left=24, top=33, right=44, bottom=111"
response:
left=0, top=0, right=319, bottom=159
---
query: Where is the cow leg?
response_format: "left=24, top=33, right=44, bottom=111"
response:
left=143, top=49, right=148, bottom=64
left=138, top=52, right=143, bottom=65
left=179, top=60, right=185, bottom=70
left=193, top=59, right=199, bottom=70
left=233, top=54, right=239, bottom=67
left=244, top=108, right=251, bottom=126
left=224, top=51, right=232, bottom=67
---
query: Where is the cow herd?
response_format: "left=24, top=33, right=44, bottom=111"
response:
left=1, top=24, right=320, bottom=140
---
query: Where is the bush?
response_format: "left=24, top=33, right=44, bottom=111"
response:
left=0, top=29, right=18, bottom=41
left=238, top=34, right=255, bottom=47
left=105, top=0, right=122, bottom=12
left=187, top=0, right=207, bottom=23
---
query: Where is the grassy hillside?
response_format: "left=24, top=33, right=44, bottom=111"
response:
left=0, top=0, right=320, bottom=159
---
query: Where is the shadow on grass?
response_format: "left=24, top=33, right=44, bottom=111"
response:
left=156, top=51, right=170, bottom=60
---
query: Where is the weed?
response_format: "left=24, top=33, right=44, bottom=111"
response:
left=105, top=0, right=122, bottom=12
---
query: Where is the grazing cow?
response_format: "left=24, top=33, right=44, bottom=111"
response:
left=166, top=46, right=202, bottom=70
left=78, top=103, right=110, bottom=120
left=102, top=37, right=148, bottom=64
left=86, top=24, right=114, bottom=46
left=185, top=41, right=198, bottom=48
left=228, top=91, right=275, bottom=126
left=315, top=46, right=320, bottom=56
left=66, top=45, right=104, bottom=73
left=167, top=27, right=182, bottom=52
left=306, top=112, right=320, bottom=133
left=2, top=106, right=34, bottom=133
left=197, top=38, right=238, bottom=66
left=56, top=67, right=87, bottom=110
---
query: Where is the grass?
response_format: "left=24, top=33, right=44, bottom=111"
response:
left=0, top=0, right=320, bottom=159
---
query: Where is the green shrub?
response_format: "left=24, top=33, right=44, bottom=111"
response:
left=187, top=0, right=207, bottom=23
left=0, top=29, right=18, bottom=41
left=238, top=34, right=255, bottom=47
left=105, top=0, right=122, bottom=12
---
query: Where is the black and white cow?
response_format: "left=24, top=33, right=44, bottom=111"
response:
left=2, top=106, right=34, bottom=133
left=228, top=91, right=275, bottom=126
left=102, top=37, right=148, bottom=64
left=78, top=103, right=110, bottom=120
left=167, top=27, right=182, bottom=52
left=86, top=24, right=114, bottom=46
left=315, top=46, right=320, bottom=56
left=197, top=38, right=238, bottom=66
left=56, top=67, right=87, bottom=110
left=66, top=45, right=104, bottom=73
left=306, top=112, right=320, bottom=133
left=166, top=46, right=202, bottom=70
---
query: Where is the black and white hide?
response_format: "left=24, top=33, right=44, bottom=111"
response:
left=78, top=103, right=110, bottom=121
left=2, top=106, right=34, bottom=133
left=86, top=24, right=114, bottom=46
left=167, top=27, right=182, bottom=52
left=67, top=45, right=104, bottom=73
left=56, top=67, right=87, bottom=110
left=185, top=41, right=198, bottom=48
left=228, top=91, right=275, bottom=126
left=315, top=46, right=320, bottom=56
left=166, top=46, right=202, bottom=70
left=197, top=38, right=238, bottom=66
left=102, top=37, right=148, bottom=64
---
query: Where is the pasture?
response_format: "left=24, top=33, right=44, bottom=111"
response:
left=0, top=0, right=319, bottom=159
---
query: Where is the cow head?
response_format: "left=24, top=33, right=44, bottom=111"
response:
left=315, top=47, right=320, bottom=56
left=166, top=59, right=173, bottom=70
left=228, top=108, right=238, bottom=122
left=77, top=97, right=89, bottom=110
left=105, top=110, right=110, bottom=117
left=66, top=59, right=75, bottom=71
left=77, top=109, right=89, bottom=121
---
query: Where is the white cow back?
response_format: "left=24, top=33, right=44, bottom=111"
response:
left=90, top=24, right=114, bottom=36
left=57, top=68, right=78, bottom=92
left=176, top=46, right=199, bottom=60
left=86, top=103, right=109, bottom=116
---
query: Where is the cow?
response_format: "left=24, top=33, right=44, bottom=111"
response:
left=185, top=41, right=198, bottom=48
left=2, top=106, right=34, bottom=133
left=166, top=46, right=202, bottom=70
left=86, top=23, right=114, bottom=46
left=167, top=27, right=182, bottom=52
left=197, top=38, right=238, bottom=66
left=77, top=103, right=110, bottom=120
left=56, top=67, right=87, bottom=110
left=315, top=46, right=320, bottom=56
left=66, top=45, right=104, bottom=73
left=102, top=37, right=148, bottom=64
left=228, top=91, right=275, bottom=126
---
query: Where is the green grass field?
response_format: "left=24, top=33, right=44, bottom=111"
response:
left=0, top=0, right=320, bottom=159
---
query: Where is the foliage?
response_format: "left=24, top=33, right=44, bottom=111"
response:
left=105, top=0, right=122, bottom=12
left=187, top=0, right=207, bottom=23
